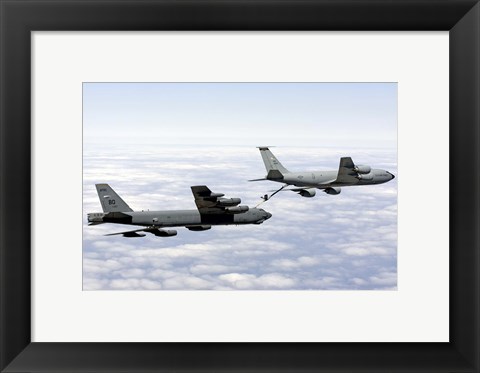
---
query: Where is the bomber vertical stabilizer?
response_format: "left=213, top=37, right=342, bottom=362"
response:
left=95, top=184, right=133, bottom=213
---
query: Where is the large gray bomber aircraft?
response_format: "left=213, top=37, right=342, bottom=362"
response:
left=250, top=147, right=395, bottom=198
left=88, top=184, right=272, bottom=237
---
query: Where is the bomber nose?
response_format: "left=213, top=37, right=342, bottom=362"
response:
left=265, top=212, right=272, bottom=220
left=388, top=171, right=395, bottom=180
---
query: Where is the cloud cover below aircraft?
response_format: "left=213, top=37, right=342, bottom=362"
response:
left=251, top=147, right=395, bottom=198
left=88, top=184, right=272, bottom=237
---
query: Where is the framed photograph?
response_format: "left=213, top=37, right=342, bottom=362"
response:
left=80, top=81, right=399, bottom=293
left=1, top=0, right=479, bottom=372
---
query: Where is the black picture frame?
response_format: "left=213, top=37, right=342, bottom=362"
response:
left=1, top=0, right=479, bottom=372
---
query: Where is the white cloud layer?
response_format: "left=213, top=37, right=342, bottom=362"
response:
left=83, top=144, right=397, bottom=290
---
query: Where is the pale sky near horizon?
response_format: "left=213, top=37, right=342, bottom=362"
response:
left=83, top=82, right=397, bottom=148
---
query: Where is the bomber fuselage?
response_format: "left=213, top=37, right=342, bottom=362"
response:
left=88, top=208, right=271, bottom=227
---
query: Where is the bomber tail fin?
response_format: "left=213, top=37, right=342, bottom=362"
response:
left=95, top=184, right=133, bottom=213
left=257, top=147, right=289, bottom=179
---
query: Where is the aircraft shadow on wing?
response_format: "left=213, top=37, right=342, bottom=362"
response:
left=87, top=184, right=272, bottom=238
left=250, top=147, right=395, bottom=199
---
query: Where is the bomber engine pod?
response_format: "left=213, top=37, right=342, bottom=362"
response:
left=150, top=229, right=177, bottom=237
left=354, top=165, right=372, bottom=174
left=324, top=187, right=341, bottom=195
left=357, top=172, right=374, bottom=181
left=209, top=193, right=225, bottom=198
left=225, top=205, right=249, bottom=214
left=217, top=197, right=241, bottom=207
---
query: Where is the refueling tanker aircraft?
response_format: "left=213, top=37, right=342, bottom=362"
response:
left=88, top=184, right=272, bottom=237
left=250, top=147, right=395, bottom=199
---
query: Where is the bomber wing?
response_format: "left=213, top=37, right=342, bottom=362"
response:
left=191, top=185, right=248, bottom=215
left=191, top=185, right=223, bottom=213
left=106, top=227, right=177, bottom=237
left=334, top=157, right=359, bottom=184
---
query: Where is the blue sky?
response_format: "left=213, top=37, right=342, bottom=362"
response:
left=82, top=83, right=397, bottom=290
left=83, top=82, right=397, bottom=148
